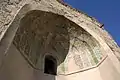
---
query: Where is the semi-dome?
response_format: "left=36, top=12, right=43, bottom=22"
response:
left=0, top=0, right=120, bottom=80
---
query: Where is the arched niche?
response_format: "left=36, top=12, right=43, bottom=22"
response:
left=0, top=4, right=106, bottom=75
left=11, top=10, right=106, bottom=75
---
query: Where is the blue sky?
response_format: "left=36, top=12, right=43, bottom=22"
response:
left=64, top=0, right=120, bottom=46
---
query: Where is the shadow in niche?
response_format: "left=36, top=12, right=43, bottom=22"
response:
left=44, top=55, right=57, bottom=75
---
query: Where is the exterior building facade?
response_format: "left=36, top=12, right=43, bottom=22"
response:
left=0, top=0, right=120, bottom=80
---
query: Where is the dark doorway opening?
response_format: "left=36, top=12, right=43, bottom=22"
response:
left=44, top=55, right=57, bottom=75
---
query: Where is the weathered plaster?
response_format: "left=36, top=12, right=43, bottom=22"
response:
left=0, top=0, right=120, bottom=80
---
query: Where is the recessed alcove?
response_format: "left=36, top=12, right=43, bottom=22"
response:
left=11, top=10, right=104, bottom=75
left=44, top=55, right=57, bottom=75
left=0, top=9, right=107, bottom=80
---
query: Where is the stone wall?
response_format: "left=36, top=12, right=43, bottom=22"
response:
left=0, top=0, right=119, bottom=61
left=0, top=0, right=25, bottom=40
left=0, top=0, right=120, bottom=79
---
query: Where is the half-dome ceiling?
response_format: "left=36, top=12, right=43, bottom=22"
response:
left=13, top=10, right=105, bottom=74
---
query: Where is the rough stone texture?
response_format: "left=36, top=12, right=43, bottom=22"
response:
left=0, top=0, right=119, bottom=61
left=0, top=0, right=120, bottom=80
left=0, top=0, right=23, bottom=39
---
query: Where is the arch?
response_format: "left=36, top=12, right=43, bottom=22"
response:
left=0, top=1, right=119, bottom=80
left=0, top=4, right=108, bottom=75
